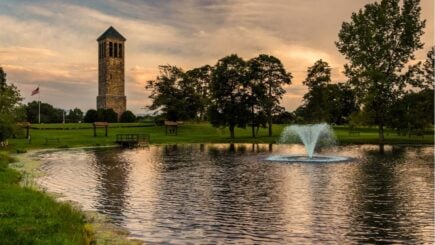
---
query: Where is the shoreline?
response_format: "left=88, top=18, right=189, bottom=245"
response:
left=10, top=149, right=143, bottom=245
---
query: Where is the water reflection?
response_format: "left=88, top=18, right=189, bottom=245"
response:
left=35, top=144, right=434, bottom=244
left=92, top=149, right=131, bottom=225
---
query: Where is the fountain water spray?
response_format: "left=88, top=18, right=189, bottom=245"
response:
left=266, top=123, right=350, bottom=163
left=279, top=123, right=336, bottom=158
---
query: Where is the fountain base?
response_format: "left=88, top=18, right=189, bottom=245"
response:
left=266, top=155, right=351, bottom=163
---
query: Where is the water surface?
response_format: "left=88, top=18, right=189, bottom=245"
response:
left=34, top=144, right=434, bottom=244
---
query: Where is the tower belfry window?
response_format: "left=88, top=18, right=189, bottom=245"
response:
left=119, top=43, right=122, bottom=58
left=114, top=42, right=118, bottom=58
left=109, top=42, right=113, bottom=57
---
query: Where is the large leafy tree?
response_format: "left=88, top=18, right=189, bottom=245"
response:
left=336, top=0, right=426, bottom=150
left=209, top=54, right=250, bottom=138
left=185, top=65, right=213, bottom=121
left=248, top=55, right=292, bottom=136
left=0, top=67, right=23, bottom=143
left=146, top=65, right=201, bottom=121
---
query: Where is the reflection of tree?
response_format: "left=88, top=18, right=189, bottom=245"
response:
left=93, top=148, right=130, bottom=225
left=349, top=147, right=417, bottom=243
left=205, top=144, right=287, bottom=241
left=146, top=144, right=287, bottom=242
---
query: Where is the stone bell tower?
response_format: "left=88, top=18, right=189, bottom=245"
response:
left=97, top=26, right=126, bottom=120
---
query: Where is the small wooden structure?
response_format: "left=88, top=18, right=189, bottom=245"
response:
left=17, top=122, right=31, bottom=139
left=93, top=122, right=109, bottom=137
left=116, top=134, right=150, bottom=147
left=164, top=121, right=180, bottom=135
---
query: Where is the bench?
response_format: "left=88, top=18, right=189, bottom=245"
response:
left=93, top=122, right=109, bottom=137
left=164, top=121, right=182, bottom=136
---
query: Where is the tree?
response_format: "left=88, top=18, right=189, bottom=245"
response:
left=423, top=46, right=434, bottom=86
left=273, top=111, right=295, bottom=124
left=387, top=89, right=434, bottom=134
left=67, top=108, right=83, bottom=123
left=336, top=0, right=426, bottom=151
left=300, top=59, right=332, bottom=122
left=185, top=65, right=213, bottom=121
left=324, top=83, right=359, bottom=125
left=0, top=67, right=23, bottom=143
left=296, top=60, right=358, bottom=124
left=26, top=101, right=64, bottom=123
left=96, top=108, right=118, bottom=123
left=209, top=54, right=250, bottom=138
left=146, top=65, right=201, bottom=121
left=248, top=55, right=292, bottom=136
left=84, top=109, right=97, bottom=123
left=120, top=110, right=136, bottom=123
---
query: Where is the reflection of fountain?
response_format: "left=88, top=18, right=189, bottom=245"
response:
left=267, top=123, right=351, bottom=163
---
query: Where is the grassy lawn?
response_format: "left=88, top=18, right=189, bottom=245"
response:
left=0, top=152, right=88, bottom=244
left=4, top=122, right=433, bottom=152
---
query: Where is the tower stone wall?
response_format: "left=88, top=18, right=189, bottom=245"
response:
left=97, top=27, right=126, bottom=120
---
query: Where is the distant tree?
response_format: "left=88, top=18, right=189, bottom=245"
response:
left=387, top=89, right=434, bottom=134
left=300, top=59, right=332, bottom=122
left=336, top=0, right=426, bottom=151
left=67, top=108, right=83, bottom=123
left=324, top=83, right=359, bottom=124
left=26, top=101, right=63, bottom=123
left=146, top=65, right=201, bottom=121
left=83, top=109, right=98, bottom=123
left=96, top=108, right=118, bottom=123
left=248, top=55, right=292, bottom=136
left=209, top=54, right=250, bottom=138
left=0, top=67, right=23, bottom=143
left=185, top=65, right=213, bottom=121
left=120, top=110, right=136, bottom=123
left=272, top=111, right=295, bottom=124
left=423, top=47, right=434, bottom=86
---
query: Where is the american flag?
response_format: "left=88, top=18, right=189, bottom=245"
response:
left=31, top=86, right=39, bottom=96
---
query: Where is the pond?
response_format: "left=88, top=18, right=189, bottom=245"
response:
left=34, top=144, right=433, bottom=244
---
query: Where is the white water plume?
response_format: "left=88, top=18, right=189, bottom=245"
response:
left=279, top=123, right=336, bottom=158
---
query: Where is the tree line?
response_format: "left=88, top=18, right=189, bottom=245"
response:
left=146, top=54, right=292, bottom=138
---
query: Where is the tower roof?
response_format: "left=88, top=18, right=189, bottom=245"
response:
left=97, top=26, right=126, bottom=41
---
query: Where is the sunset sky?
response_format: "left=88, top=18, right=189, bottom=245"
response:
left=0, top=0, right=433, bottom=114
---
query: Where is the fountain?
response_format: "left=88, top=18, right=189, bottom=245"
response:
left=266, top=123, right=351, bottom=163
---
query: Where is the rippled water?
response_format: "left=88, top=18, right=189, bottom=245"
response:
left=34, top=144, right=434, bottom=244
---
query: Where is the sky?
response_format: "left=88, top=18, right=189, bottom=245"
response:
left=0, top=0, right=433, bottom=114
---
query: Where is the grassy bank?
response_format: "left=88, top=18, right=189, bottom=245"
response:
left=5, top=122, right=433, bottom=152
left=0, top=152, right=88, bottom=244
